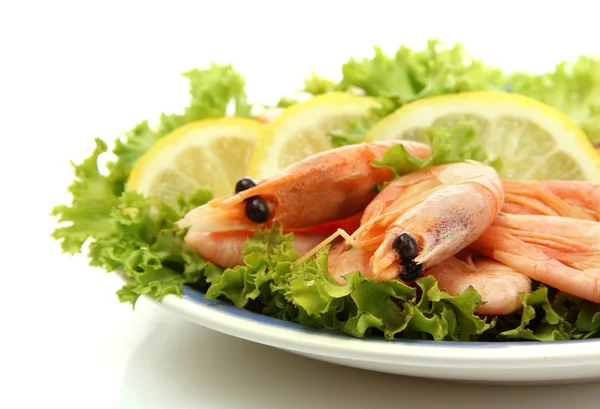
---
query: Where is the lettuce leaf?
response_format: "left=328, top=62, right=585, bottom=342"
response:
left=205, top=229, right=600, bottom=341
left=50, top=139, right=121, bottom=254
left=486, top=285, right=600, bottom=341
left=313, top=40, right=507, bottom=146
left=508, top=56, right=600, bottom=144
left=206, top=229, right=491, bottom=341
left=309, top=40, right=600, bottom=145
left=303, top=71, right=340, bottom=96
left=372, top=121, right=502, bottom=181
left=329, top=97, right=398, bottom=147
left=498, top=286, right=575, bottom=341
left=52, top=63, right=250, bottom=251
left=108, top=63, right=253, bottom=195
left=338, top=40, right=505, bottom=103
left=51, top=63, right=249, bottom=303
left=93, top=190, right=218, bottom=305
left=52, top=157, right=219, bottom=306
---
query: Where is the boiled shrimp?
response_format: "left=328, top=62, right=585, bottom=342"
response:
left=326, top=243, right=531, bottom=316
left=472, top=213, right=600, bottom=303
left=300, top=160, right=504, bottom=282
left=186, top=230, right=329, bottom=269
left=471, top=180, right=600, bottom=303
left=177, top=140, right=431, bottom=233
left=422, top=256, right=532, bottom=315
left=502, top=180, right=600, bottom=221
left=185, top=212, right=364, bottom=268
left=327, top=244, right=373, bottom=285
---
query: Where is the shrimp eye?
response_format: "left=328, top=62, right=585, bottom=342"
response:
left=235, top=177, right=257, bottom=193
left=399, top=261, right=422, bottom=282
left=392, top=233, right=419, bottom=262
left=245, top=196, right=270, bottom=223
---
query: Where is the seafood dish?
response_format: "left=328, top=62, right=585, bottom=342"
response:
left=52, top=40, right=600, bottom=341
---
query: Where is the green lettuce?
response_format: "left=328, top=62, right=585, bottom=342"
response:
left=206, top=228, right=491, bottom=340
left=97, top=189, right=219, bottom=305
left=205, top=228, right=600, bottom=341
left=507, top=56, right=600, bottom=144
left=51, top=63, right=250, bottom=302
left=51, top=139, right=121, bottom=255
left=303, top=71, right=340, bottom=96
left=372, top=121, right=502, bottom=180
left=307, top=40, right=600, bottom=146
left=310, top=40, right=508, bottom=146
left=337, top=40, right=506, bottom=103
left=108, top=63, right=253, bottom=195
left=488, top=285, right=600, bottom=341
left=329, top=97, right=398, bottom=147
left=53, top=144, right=218, bottom=305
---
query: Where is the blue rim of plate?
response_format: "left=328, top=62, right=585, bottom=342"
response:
left=139, top=282, right=600, bottom=382
left=172, top=284, right=600, bottom=355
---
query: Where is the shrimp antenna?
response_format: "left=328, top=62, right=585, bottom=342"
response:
left=293, top=228, right=356, bottom=266
left=293, top=208, right=407, bottom=266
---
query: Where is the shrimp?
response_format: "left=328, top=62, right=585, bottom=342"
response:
left=176, top=140, right=431, bottom=233
left=185, top=230, right=329, bottom=269
left=326, top=243, right=531, bottom=316
left=185, top=212, right=364, bottom=269
left=502, top=180, right=600, bottom=221
left=472, top=213, right=600, bottom=303
left=327, top=244, right=373, bottom=285
left=472, top=180, right=600, bottom=303
left=303, top=161, right=504, bottom=282
left=422, top=256, right=532, bottom=315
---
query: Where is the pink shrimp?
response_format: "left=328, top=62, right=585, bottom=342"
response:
left=502, top=180, right=600, bottom=221
left=468, top=179, right=600, bottom=303
left=180, top=140, right=429, bottom=269
left=327, top=244, right=373, bottom=285
left=422, top=256, right=532, bottom=315
left=472, top=213, right=600, bottom=303
left=185, top=230, right=329, bottom=269
left=303, top=160, right=504, bottom=282
left=326, top=244, right=531, bottom=316
left=177, top=140, right=431, bottom=233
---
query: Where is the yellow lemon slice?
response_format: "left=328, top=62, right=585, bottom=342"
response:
left=128, top=117, right=264, bottom=204
left=248, top=92, right=380, bottom=180
left=366, top=91, right=600, bottom=181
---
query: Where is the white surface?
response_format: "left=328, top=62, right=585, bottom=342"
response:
left=2, top=0, right=600, bottom=407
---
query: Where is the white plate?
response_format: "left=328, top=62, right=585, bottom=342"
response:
left=153, top=285, right=600, bottom=384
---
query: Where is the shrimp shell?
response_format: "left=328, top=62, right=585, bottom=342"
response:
left=177, top=140, right=431, bottom=233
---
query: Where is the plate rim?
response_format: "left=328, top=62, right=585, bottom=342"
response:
left=150, top=284, right=600, bottom=375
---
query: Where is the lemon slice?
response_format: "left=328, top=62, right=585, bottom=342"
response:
left=128, top=117, right=264, bottom=204
left=366, top=91, right=600, bottom=181
left=248, top=93, right=380, bottom=179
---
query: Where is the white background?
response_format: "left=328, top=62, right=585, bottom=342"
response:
left=2, top=0, right=600, bottom=407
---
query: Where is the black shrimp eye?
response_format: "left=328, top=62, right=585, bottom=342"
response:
left=392, top=233, right=419, bottom=261
left=245, top=196, right=270, bottom=223
left=399, top=261, right=422, bottom=282
left=235, top=177, right=257, bottom=194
